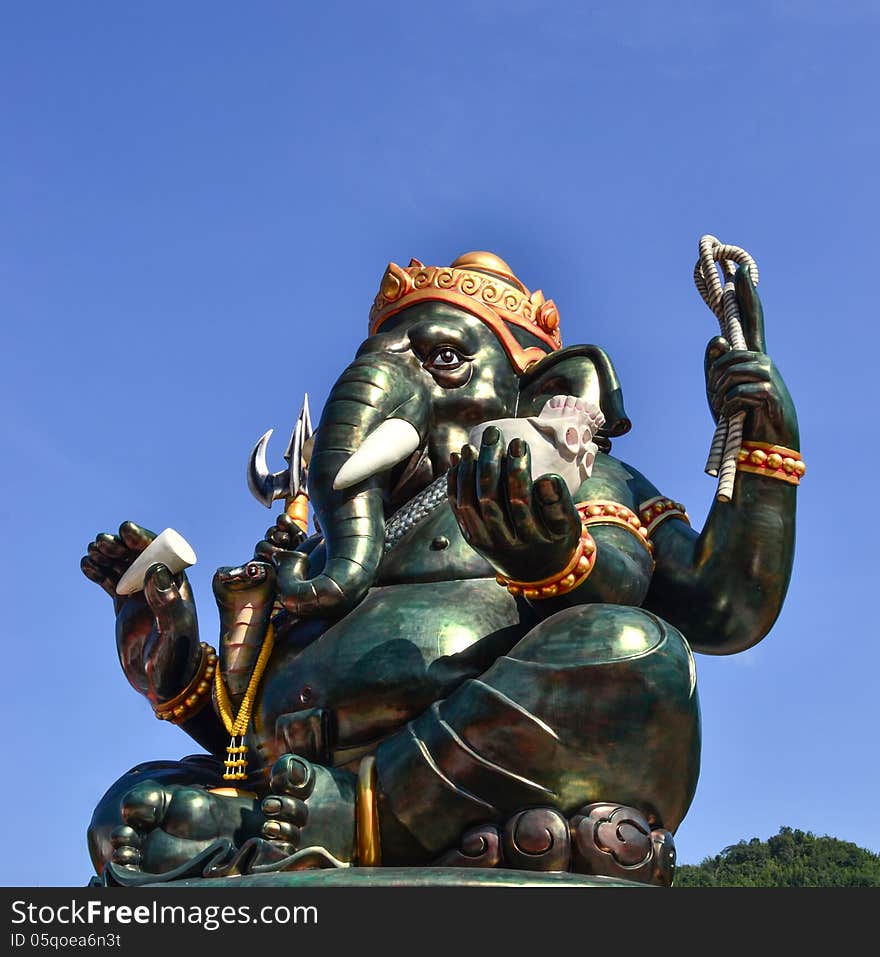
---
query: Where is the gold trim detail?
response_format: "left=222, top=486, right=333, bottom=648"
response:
left=154, top=643, right=217, bottom=724
left=736, top=441, right=805, bottom=485
left=356, top=756, right=382, bottom=866
left=207, top=787, right=258, bottom=799
left=368, top=256, right=562, bottom=374
left=638, top=496, right=691, bottom=537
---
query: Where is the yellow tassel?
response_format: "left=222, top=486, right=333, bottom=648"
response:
left=215, top=623, right=275, bottom=781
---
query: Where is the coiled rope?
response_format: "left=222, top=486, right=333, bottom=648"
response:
left=694, top=235, right=759, bottom=503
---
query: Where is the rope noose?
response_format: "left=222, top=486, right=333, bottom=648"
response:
left=694, top=235, right=759, bottom=503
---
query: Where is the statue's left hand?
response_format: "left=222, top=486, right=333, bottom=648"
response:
left=704, top=266, right=799, bottom=448
left=259, top=755, right=357, bottom=866
left=447, top=426, right=582, bottom=584
left=81, top=522, right=201, bottom=704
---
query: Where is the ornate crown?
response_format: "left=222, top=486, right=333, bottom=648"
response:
left=368, top=251, right=563, bottom=373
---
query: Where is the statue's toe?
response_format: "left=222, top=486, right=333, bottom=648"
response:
left=269, top=754, right=316, bottom=798
left=120, top=783, right=169, bottom=832
left=109, top=825, right=142, bottom=867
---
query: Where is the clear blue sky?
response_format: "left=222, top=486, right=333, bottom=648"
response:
left=2, top=2, right=877, bottom=886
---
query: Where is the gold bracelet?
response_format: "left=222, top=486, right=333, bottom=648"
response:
left=356, top=756, right=381, bottom=866
left=638, top=496, right=690, bottom=537
left=736, top=441, right=805, bottom=485
left=496, top=526, right=597, bottom=599
left=154, top=642, right=218, bottom=724
left=578, top=500, right=654, bottom=556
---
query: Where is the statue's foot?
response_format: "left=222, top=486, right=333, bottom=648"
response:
left=111, top=782, right=261, bottom=875
left=249, top=754, right=357, bottom=870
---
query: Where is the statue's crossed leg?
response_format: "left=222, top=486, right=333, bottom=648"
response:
left=94, top=604, right=698, bottom=885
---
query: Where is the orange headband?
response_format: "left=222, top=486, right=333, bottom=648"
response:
left=368, top=252, right=563, bottom=374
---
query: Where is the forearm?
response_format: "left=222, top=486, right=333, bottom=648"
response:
left=522, top=524, right=654, bottom=618
left=151, top=642, right=229, bottom=754
left=645, top=470, right=797, bottom=654
left=175, top=705, right=229, bottom=755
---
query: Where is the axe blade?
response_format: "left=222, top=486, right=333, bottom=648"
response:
left=247, top=428, right=291, bottom=508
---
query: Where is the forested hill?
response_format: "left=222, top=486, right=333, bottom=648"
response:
left=675, top=827, right=880, bottom=886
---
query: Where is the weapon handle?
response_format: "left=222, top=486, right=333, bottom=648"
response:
left=285, top=492, right=310, bottom=533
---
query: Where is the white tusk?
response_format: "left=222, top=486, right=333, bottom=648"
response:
left=333, top=418, right=421, bottom=490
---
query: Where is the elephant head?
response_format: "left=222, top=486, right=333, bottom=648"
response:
left=276, top=252, right=630, bottom=620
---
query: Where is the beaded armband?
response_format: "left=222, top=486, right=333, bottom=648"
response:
left=578, top=501, right=654, bottom=556
left=736, top=441, right=805, bottom=485
left=154, top=642, right=218, bottom=724
left=638, top=497, right=690, bottom=537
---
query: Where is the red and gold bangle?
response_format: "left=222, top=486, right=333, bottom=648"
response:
left=496, top=526, right=597, bottom=599
left=638, top=496, right=690, bottom=537
left=495, top=499, right=659, bottom=600
left=736, top=441, right=805, bottom=485
left=577, top=501, right=654, bottom=556
left=154, top=642, right=218, bottom=724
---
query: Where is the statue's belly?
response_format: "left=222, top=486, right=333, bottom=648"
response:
left=255, top=578, right=526, bottom=766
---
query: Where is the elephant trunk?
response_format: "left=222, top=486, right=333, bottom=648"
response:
left=278, top=352, right=429, bottom=619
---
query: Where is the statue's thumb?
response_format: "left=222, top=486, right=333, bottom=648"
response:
left=143, top=562, right=182, bottom=623
left=704, top=336, right=730, bottom=378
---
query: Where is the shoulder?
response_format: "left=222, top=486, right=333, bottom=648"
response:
left=573, top=453, right=661, bottom=508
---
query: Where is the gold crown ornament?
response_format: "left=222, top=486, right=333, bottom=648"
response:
left=368, top=251, right=563, bottom=373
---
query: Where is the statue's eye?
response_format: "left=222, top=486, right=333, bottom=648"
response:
left=427, top=347, right=463, bottom=371
left=246, top=563, right=261, bottom=577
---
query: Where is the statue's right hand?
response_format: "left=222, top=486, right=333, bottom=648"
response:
left=81, top=522, right=200, bottom=704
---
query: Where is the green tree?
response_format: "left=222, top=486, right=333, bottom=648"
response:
left=675, top=827, right=880, bottom=887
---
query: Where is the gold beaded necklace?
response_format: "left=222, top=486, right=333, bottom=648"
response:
left=214, top=622, right=275, bottom=781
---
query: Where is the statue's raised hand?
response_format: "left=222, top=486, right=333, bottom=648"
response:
left=448, top=427, right=582, bottom=584
left=81, top=522, right=200, bottom=704
left=704, top=265, right=799, bottom=448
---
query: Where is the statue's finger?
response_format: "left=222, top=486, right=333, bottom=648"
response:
left=704, top=336, right=731, bottom=381
left=453, top=445, right=491, bottom=549
left=534, top=476, right=580, bottom=542
left=80, top=556, right=118, bottom=598
left=94, top=532, right=128, bottom=559
left=119, top=521, right=157, bottom=553
left=505, top=439, right=551, bottom=544
left=277, top=513, right=299, bottom=533
left=735, top=264, right=766, bottom=354
left=712, top=359, right=771, bottom=397
left=87, top=543, right=128, bottom=579
left=254, top=540, right=282, bottom=562
left=719, top=382, right=773, bottom=420
left=447, top=461, right=473, bottom=543
left=476, top=429, right=515, bottom=547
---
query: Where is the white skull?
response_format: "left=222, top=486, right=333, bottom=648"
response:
left=467, top=394, right=605, bottom=495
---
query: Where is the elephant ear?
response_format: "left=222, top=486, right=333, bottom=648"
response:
left=518, top=345, right=631, bottom=452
